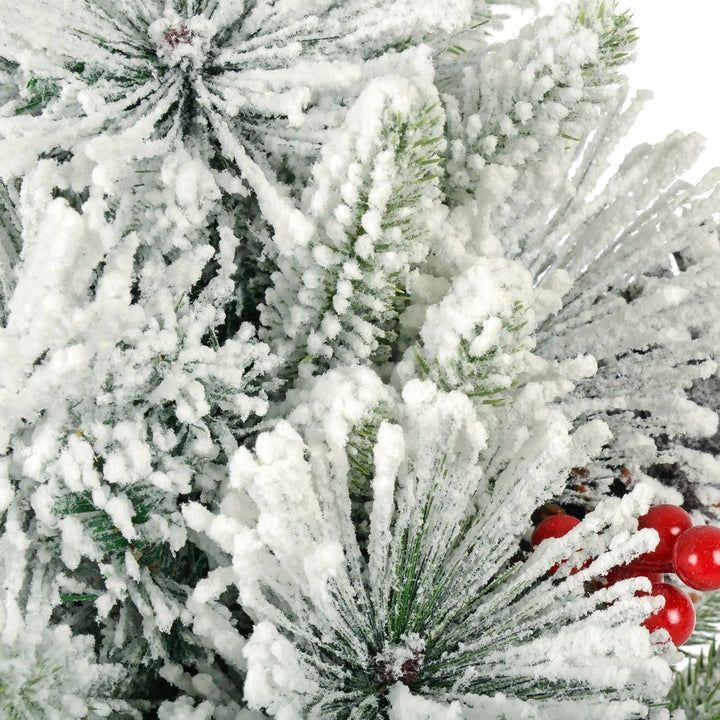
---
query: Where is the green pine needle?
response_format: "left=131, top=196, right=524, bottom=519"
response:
left=666, top=639, right=720, bottom=719
left=687, top=591, right=720, bottom=647
left=347, top=406, right=390, bottom=557
left=53, top=485, right=160, bottom=559
left=414, top=300, right=530, bottom=403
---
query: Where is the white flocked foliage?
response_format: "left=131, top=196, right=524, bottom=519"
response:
left=186, top=368, right=674, bottom=718
left=261, top=54, right=447, bottom=375
left=0, top=509, right=140, bottom=719
left=1, top=0, right=720, bottom=717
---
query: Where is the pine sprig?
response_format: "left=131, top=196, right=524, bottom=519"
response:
left=579, top=2, right=638, bottom=70
left=414, top=299, right=531, bottom=403
left=53, top=485, right=165, bottom=560
left=202, top=368, right=664, bottom=717
left=261, top=73, right=446, bottom=383
left=443, top=0, right=638, bottom=214
left=666, top=639, right=720, bottom=720
left=0, top=556, right=141, bottom=720
left=346, top=407, right=391, bottom=558
left=14, top=75, right=60, bottom=116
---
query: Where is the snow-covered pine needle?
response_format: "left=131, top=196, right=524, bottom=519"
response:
left=187, top=367, right=672, bottom=719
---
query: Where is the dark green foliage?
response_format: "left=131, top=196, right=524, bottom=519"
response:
left=686, top=591, right=720, bottom=648
left=54, top=485, right=162, bottom=557
left=223, top=192, right=276, bottom=332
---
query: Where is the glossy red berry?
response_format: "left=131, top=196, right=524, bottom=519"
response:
left=603, top=566, right=663, bottom=588
left=673, top=525, right=720, bottom=591
left=641, top=582, right=696, bottom=646
left=630, top=505, right=693, bottom=572
left=531, top=514, right=582, bottom=575
left=531, top=514, right=580, bottom=548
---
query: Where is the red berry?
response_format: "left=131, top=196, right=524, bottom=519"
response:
left=531, top=514, right=582, bottom=575
left=673, top=525, right=720, bottom=591
left=603, top=566, right=663, bottom=587
left=630, top=505, right=693, bottom=572
left=531, top=514, right=580, bottom=548
left=641, top=582, right=695, bottom=646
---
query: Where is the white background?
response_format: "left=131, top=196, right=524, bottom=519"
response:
left=502, top=1, right=720, bottom=182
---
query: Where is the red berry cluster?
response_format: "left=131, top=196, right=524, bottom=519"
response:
left=531, top=504, right=720, bottom=646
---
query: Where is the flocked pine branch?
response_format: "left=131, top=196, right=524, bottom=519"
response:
left=393, top=0, right=644, bottom=406
left=0, top=141, right=280, bottom=709
left=0, top=178, right=20, bottom=323
left=442, top=0, right=637, bottom=223
left=433, top=0, right=539, bottom=78
left=420, top=0, right=720, bottom=516
left=530, top=117, right=720, bottom=514
left=0, top=0, right=473, bottom=235
left=0, top=510, right=142, bottom=719
left=185, top=366, right=674, bottom=719
left=395, top=256, right=545, bottom=405
left=261, top=56, right=446, bottom=382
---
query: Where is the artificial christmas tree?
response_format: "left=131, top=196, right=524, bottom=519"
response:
left=1, top=0, right=720, bottom=717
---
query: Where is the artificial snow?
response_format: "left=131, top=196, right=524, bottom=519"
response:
left=1, top=0, right=718, bottom=717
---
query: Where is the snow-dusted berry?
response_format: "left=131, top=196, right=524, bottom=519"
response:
left=641, top=582, right=696, bottom=646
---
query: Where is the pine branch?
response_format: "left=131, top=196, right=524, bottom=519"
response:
left=54, top=484, right=169, bottom=561
left=0, top=543, right=142, bottom=720
left=190, top=367, right=665, bottom=717
left=13, top=75, right=60, bottom=117
left=433, top=0, right=538, bottom=73
left=412, top=295, right=532, bottom=403
left=261, top=70, right=446, bottom=382
left=579, top=1, right=638, bottom=73
left=531, top=126, right=720, bottom=514
left=666, top=639, right=720, bottom=720
left=443, top=0, right=637, bottom=221
left=346, top=406, right=391, bottom=558
left=0, top=0, right=472, bottom=182
left=0, top=146, right=279, bottom=714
